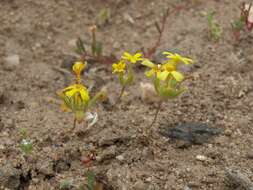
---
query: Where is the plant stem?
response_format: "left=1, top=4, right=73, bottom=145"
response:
left=149, top=101, right=163, bottom=129
left=73, top=118, right=77, bottom=130
left=113, top=85, right=126, bottom=107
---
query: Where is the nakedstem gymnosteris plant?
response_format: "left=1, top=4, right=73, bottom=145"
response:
left=57, top=61, right=105, bottom=129
left=112, top=52, right=143, bottom=104
left=141, top=52, right=193, bottom=132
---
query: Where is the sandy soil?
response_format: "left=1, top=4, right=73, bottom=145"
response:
left=0, top=0, right=253, bottom=189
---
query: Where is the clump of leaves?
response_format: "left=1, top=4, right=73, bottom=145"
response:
left=206, top=11, right=222, bottom=41
left=141, top=52, right=194, bottom=135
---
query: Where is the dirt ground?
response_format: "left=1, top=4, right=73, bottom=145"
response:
left=0, top=0, right=253, bottom=189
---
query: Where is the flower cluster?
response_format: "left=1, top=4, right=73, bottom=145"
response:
left=57, top=62, right=90, bottom=124
left=112, top=52, right=143, bottom=102
left=57, top=61, right=105, bottom=126
left=141, top=52, right=193, bottom=127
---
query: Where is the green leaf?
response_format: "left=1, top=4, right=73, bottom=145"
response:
left=76, top=38, right=86, bottom=55
left=86, top=171, right=95, bottom=190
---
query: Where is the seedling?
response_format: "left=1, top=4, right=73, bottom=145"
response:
left=141, top=52, right=193, bottom=135
left=20, top=139, right=33, bottom=155
left=85, top=171, right=103, bottom=190
left=57, top=61, right=106, bottom=129
left=60, top=179, right=73, bottom=190
left=97, top=8, right=110, bottom=26
left=231, top=3, right=253, bottom=40
left=206, top=11, right=222, bottom=41
left=90, top=25, right=103, bottom=57
left=112, top=52, right=143, bottom=104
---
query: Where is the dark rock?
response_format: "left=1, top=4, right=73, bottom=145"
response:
left=0, top=163, right=21, bottom=189
left=161, top=123, right=223, bottom=145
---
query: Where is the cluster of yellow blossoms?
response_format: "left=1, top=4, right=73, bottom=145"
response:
left=112, top=51, right=193, bottom=101
left=57, top=51, right=193, bottom=128
left=57, top=62, right=90, bottom=124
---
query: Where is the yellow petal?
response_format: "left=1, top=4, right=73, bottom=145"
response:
left=79, top=88, right=90, bottom=101
left=162, top=51, right=173, bottom=56
left=171, top=71, right=184, bottom=81
left=141, top=59, right=155, bottom=68
left=121, top=52, right=131, bottom=60
left=157, top=71, right=169, bottom=81
left=182, top=57, right=194, bottom=65
left=145, top=69, right=155, bottom=77
left=65, top=88, right=78, bottom=97
left=73, top=61, right=86, bottom=75
left=134, top=53, right=143, bottom=60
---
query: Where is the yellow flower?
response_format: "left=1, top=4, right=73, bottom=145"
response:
left=142, top=59, right=162, bottom=78
left=57, top=84, right=90, bottom=122
left=121, top=52, right=143, bottom=64
left=141, top=59, right=184, bottom=82
left=73, top=61, right=86, bottom=76
left=163, top=52, right=193, bottom=65
left=63, top=84, right=90, bottom=102
left=160, top=62, right=184, bottom=82
left=112, top=61, right=126, bottom=74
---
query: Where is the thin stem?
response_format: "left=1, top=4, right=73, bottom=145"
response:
left=149, top=101, right=163, bottom=130
left=113, top=85, right=126, bottom=107
left=73, top=118, right=77, bottom=130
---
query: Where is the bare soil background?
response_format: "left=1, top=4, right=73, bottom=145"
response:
left=0, top=0, right=253, bottom=189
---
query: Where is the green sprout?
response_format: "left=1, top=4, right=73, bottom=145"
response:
left=206, top=11, right=222, bottom=41
left=20, top=139, right=33, bottom=155
left=85, top=171, right=103, bottom=190
left=60, top=179, right=73, bottom=190
left=90, top=25, right=103, bottom=57
left=97, top=8, right=110, bottom=26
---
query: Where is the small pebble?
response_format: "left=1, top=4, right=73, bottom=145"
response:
left=4, top=54, right=20, bottom=71
left=116, top=155, right=124, bottom=162
left=224, top=129, right=232, bottom=136
left=196, top=155, right=207, bottom=161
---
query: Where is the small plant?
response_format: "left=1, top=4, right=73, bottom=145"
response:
left=242, top=2, right=253, bottom=31
left=20, top=139, right=33, bottom=155
left=85, top=171, right=103, bottom=190
left=90, top=25, right=103, bottom=57
left=231, top=3, right=253, bottom=40
left=112, top=52, right=143, bottom=104
left=75, top=25, right=103, bottom=60
left=206, top=11, right=222, bottom=41
left=60, top=179, right=72, bottom=190
left=57, top=61, right=105, bottom=129
left=97, top=8, right=110, bottom=26
left=141, top=52, right=193, bottom=135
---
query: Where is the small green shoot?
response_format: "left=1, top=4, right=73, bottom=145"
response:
left=20, top=139, right=33, bottom=155
left=206, top=11, right=222, bottom=41
left=85, top=171, right=103, bottom=190
left=60, top=179, right=72, bottom=190
left=97, top=8, right=110, bottom=26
